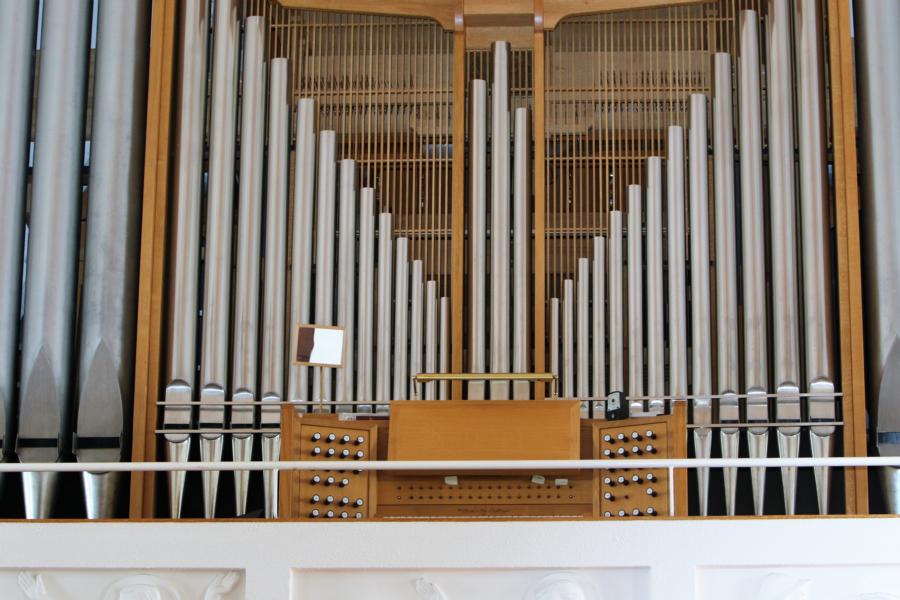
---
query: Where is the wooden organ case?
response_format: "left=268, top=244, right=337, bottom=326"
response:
left=128, top=0, right=868, bottom=520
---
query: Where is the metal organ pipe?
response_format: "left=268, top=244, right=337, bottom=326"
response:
left=689, top=94, right=713, bottom=517
left=490, top=41, right=511, bottom=400
left=563, top=280, right=575, bottom=400
left=288, top=98, right=317, bottom=409
left=18, top=0, right=92, bottom=519
left=198, top=0, right=239, bottom=519
left=163, top=0, right=209, bottom=518
left=796, top=0, right=836, bottom=515
left=627, top=185, right=643, bottom=413
left=550, top=298, right=560, bottom=386
left=713, top=52, right=740, bottom=517
left=767, top=0, right=802, bottom=516
left=608, top=211, right=624, bottom=394
left=230, top=16, right=266, bottom=517
left=260, top=58, right=290, bottom=518
left=512, top=107, right=532, bottom=400
left=76, top=0, right=150, bottom=519
left=375, top=213, right=394, bottom=410
left=468, top=79, right=487, bottom=400
left=667, top=126, right=688, bottom=402
left=409, top=260, right=425, bottom=400
left=356, top=189, right=376, bottom=410
left=439, top=296, right=450, bottom=400
left=393, top=238, right=410, bottom=400
left=424, top=281, right=438, bottom=400
left=314, top=131, right=337, bottom=405
left=645, top=158, right=664, bottom=415
left=577, top=259, right=590, bottom=415
left=739, top=9, right=769, bottom=516
left=336, top=160, right=357, bottom=412
left=0, top=0, right=37, bottom=464
left=592, top=237, right=606, bottom=414
left=855, top=0, right=900, bottom=512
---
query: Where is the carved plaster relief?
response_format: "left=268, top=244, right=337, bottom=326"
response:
left=696, top=566, right=900, bottom=600
left=3, top=570, right=243, bottom=600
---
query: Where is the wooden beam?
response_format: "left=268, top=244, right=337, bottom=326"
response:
left=450, top=7, right=466, bottom=399
left=532, top=2, right=547, bottom=401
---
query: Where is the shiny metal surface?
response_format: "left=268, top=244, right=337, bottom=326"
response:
left=76, top=0, right=150, bottom=519
left=490, top=41, right=511, bottom=400
left=230, top=17, right=266, bottom=512
left=439, top=296, right=450, bottom=400
left=550, top=298, right=560, bottom=384
left=469, top=79, right=487, bottom=400
left=198, top=0, right=239, bottom=518
left=713, top=52, right=740, bottom=516
left=336, top=160, right=357, bottom=411
left=0, top=0, right=37, bottom=459
left=689, top=94, right=713, bottom=516
left=17, top=0, right=92, bottom=519
left=356, top=189, right=376, bottom=409
left=424, top=281, right=438, bottom=400
left=577, top=259, right=590, bottom=415
left=562, top=280, right=575, bottom=401
left=313, top=131, right=337, bottom=406
left=592, top=237, right=606, bottom=414
left=645, top=158, right=664, bottom=414
left=608, top=211, right=624, bottom=393
left=740, top=10, right=769, bottom=516
left=288, top=98, right=317, bottom=408
left=855, top=0, right=900, bottom=512
left=409, top=260, right=424, bottom=400
left=767, top=0, right=801, bottom=515
left=375, top=213, right=393, bottom=409
left=796, top=0, right=835, bottom=515
left=260, top=59, right=289, bottom=432
left=626, top=185, right=643, bottom=412
left=667, top=126, right=687, bottom=401
left=512, top=107, right=531, bottom=400
left=261, top=433, right=280, bottom=518
left=163, top=0, right=209, bottom=518
left=393, top=238, right=410, bottom=400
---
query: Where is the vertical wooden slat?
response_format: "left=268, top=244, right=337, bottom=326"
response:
left=451, top=11, right=465, bottom=397
left=533, top=3, right=547, bottom=400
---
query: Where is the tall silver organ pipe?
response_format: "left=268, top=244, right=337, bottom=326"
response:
left=767, top=0, right=801, bottom=516
left=796, top=0, right=836, bottom=515
left=468, top=79, right=487, bottom=400
left=393, top=238, right=410, bottom=400
left=76, top=0, right=150, bottom=520
left=375, top=213, right=394, bottom=409
left=439, top=296, right=450, bottom=400
left=689, top=94, right=713, bottom=517
left=260, top=58, right=290, bottom=519
left=163, top=0, right=209, bottom=518
left=288, top=98, right=316, bottom=408
left=739, top=9, right=769, bottom=516
left=424, top=281, right=438, bottom=400
left=626, top=185, right=643, bottom=412
left=645, top=158, right=664, bottom=414
left=608, top=211, right=624, bottom=393
left=314, top=131, right=337, bottom=405
left=592, top=237, right=606, bottom=412
left=336, top=160, right=357, bottom=411
left=667, top=126, right=688, bottom=402
left=0, top=0, right=37, bottom=462
left=199, top=0, right=239, bottom=519
left=576, top=259, right=590, bottom=415
left=855, top=0, right=900, bottom=513
left=562, top=280, right=575, bottom=400
left=490, top=41, right=511, bottom=400
left=18, top=0, right=92, bottom=520
left=512, top=107, right=532, bottom=400
left=356, top=189, right=376, bottom=410
left=409, top=260, right=425, bottom=400
left=230, top=16, right=266, bottom=517
left=712, top=51, right=740, bottom=517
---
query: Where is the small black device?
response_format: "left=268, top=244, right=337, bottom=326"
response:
left=605, top=391, right=628, bottom=420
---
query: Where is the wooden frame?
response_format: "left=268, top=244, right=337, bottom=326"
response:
left=129, top=0, right=869, bottom=517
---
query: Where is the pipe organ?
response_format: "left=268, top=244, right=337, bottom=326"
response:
left=0, top=0, right=889, bottom=523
